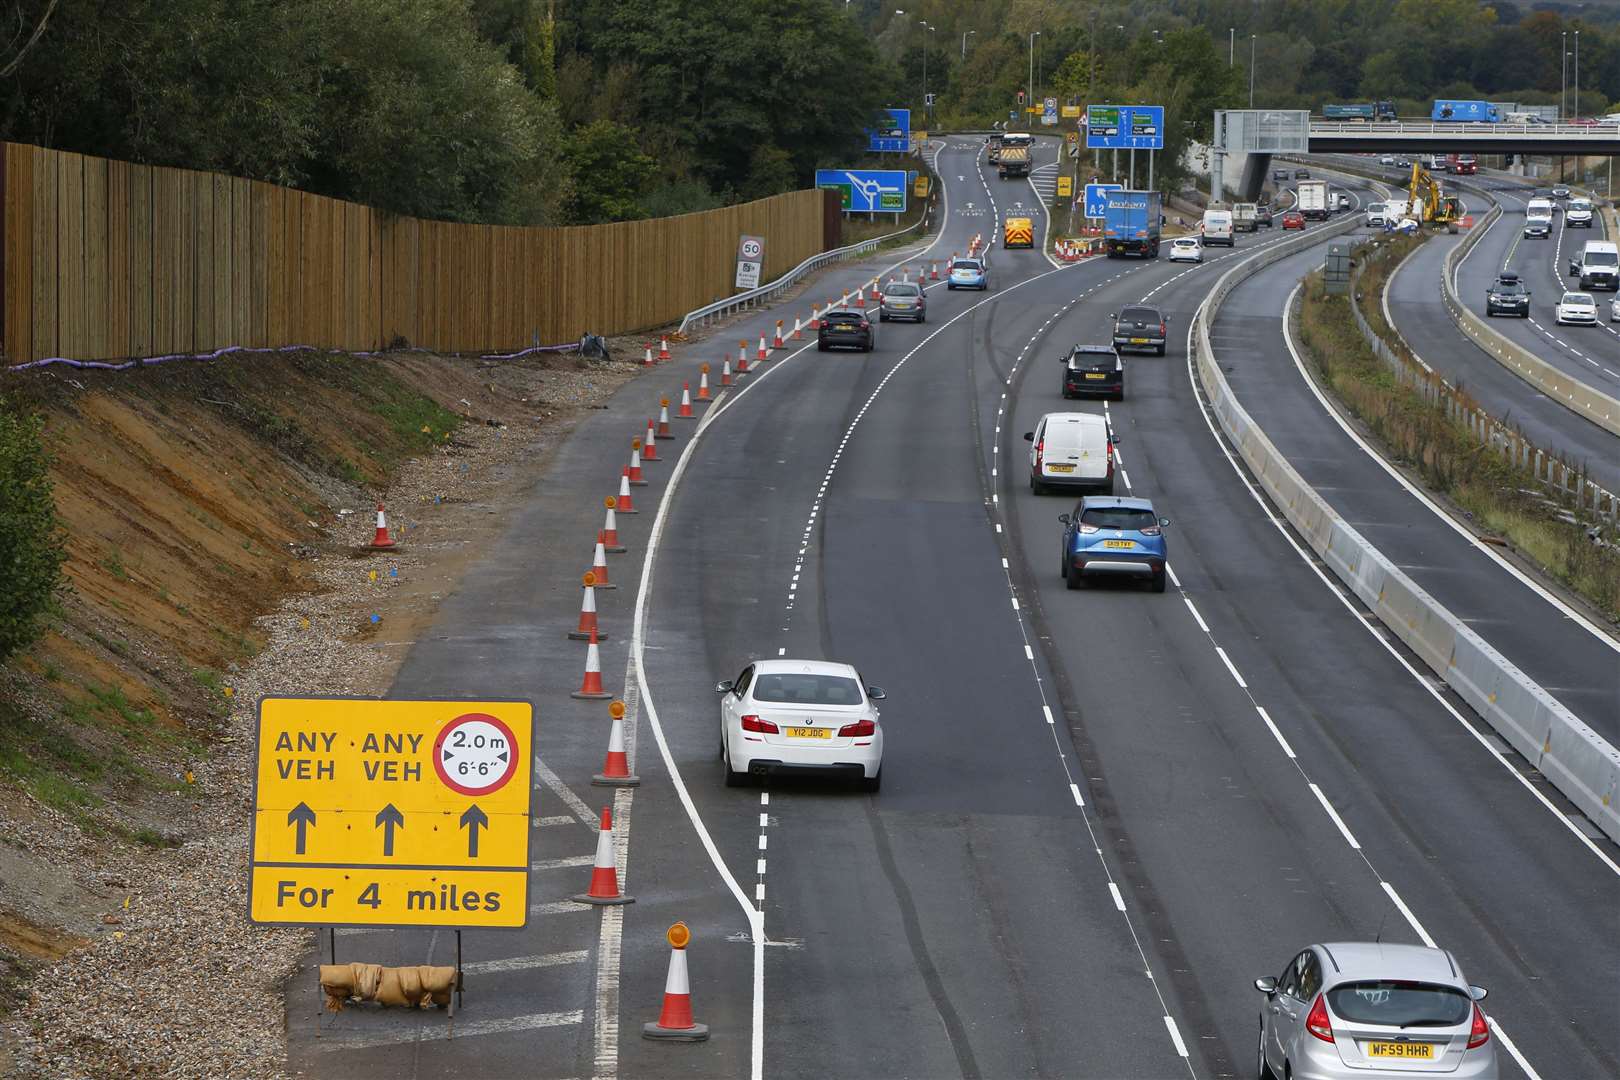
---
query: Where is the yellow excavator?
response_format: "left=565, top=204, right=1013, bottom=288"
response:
left=1407, top=161, right=1463, bottom=230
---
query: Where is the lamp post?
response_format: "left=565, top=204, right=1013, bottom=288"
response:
left=1561, top=32, right=1567, bottom=120
left=918, top=20, right=930, bottom=123
left=1028, top=30, right=1040, bottom=128
left=962, top=29, right=975, bottom=59
left=1574, top=29, right=1581, bottom=121
left=1229, top=27, right=1235, bottom=65
left=1249, top=34, right=1256, bottom=108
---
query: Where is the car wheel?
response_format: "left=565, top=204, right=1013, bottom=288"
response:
left=1113, top=389, right=1125, bottom=402
left=861, top=768, right=882, bottom=793
left=1258, top=1024, right=1276, bottom=1080
left=918, top=314, right=926, bottom=323
left=1151, top=570, right=1167, bottom=593
left=723, top=743, right=749, bottom=787
left=1031, top=476, right=1045, bottom=496
left=1065, top=562, right=1084, bottom=590
left=1156, top=344, right=1166, bottom=356
left=817, top=342, right=827, bottom=352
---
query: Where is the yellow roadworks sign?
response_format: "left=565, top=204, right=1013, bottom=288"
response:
left=914, top=175, right=930, bottom=197
left=249, top=697, right=534, bottom=929
left=1057, top=175, right=1074, bottom=197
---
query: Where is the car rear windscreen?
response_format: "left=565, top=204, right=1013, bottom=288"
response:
left=751, top=673, right=863, bottom=705
left=885, top=283, right=920, bottom=296
left=1080, top=507, right=1157, bottom=531
left=827, top=312, right=862, bottom=323
left=955, top=260, right=982, bottom=270
left=1325, top=982, right=1470, bottom=1027
left=1119, top=307, right=1159, bottom=324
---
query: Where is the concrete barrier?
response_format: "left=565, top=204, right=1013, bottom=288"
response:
left=1193, top=210, right=1620, bottom=843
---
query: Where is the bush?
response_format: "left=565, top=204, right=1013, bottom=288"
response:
left=0, top=401, right=65, bottom=666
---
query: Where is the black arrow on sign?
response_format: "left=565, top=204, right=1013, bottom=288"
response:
left=375, top=803, right=404, bottom=856
left=287, top=802, right=316, bottom=855
left=460, top=804, right=489, bottom=858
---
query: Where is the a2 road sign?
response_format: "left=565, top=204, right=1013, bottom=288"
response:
left=1084, top=183, right=1124, bottom=218
left=248, top=697, right=535, bottom=929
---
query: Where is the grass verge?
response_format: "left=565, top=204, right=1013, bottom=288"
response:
left=1297, top=252, right=1620, bottom=624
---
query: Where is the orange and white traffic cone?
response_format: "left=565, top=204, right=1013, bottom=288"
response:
left=601, top=497, right=625, bottom=552
left=696, top=364, right=712, bottom=401
left=853, top=286, right=865, bottom=309
left=628, top=440, right=647, bottom=486
left=617, top=468, right=637, bottom=513
left=720, top=358, right=733, bottom=387
left=930, top=260, right=939, bottom=280
left=642, top=419, right=659, bottom=462
left=677, top=383, right=695, bottom=418
left=809, top=304, right=821, bottom=330
left=570, top=626, right=613, bottom=699
left=588, top=534, right=614, bottom=588
left=657, top=398, right=675, bottom=441
left=736, top=341, right=750, bottom=375
left=592, top=700, right=640, bottom=786
left=370, top=502, right=396, bottom=549
left=772, top=321, right=784, bottom=349
left=868, top=279, right=882, bottom=301
left=658, top=336, right=672, bottom=361
left=574, top=806, right=633, bottom=904
left=642, top=344, right=656, bottom=368
left=642, top=923, right=708, bottom=1040
left=756, top=334, right=768, bottom=361
left=569, top=574, right=608, bottom=641
left=792, top=316, right=804, bottom=340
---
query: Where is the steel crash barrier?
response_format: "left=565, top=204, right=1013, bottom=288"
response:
left=1191, top=211, right=1620, bottom=844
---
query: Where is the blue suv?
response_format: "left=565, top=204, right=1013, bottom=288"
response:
left=1058, top=496, right=1170, bottom=592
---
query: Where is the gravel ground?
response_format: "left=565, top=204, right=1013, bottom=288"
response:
left=0, top=349, right=636, bottom=1079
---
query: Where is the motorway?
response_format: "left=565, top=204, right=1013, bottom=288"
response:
left=284, top=141, right=1619, bottom=1079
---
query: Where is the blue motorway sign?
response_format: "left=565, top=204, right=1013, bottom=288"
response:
left=1084, top=183, right=1123, bottom=218
left=816, top=169, right=909, bottom=213
left=867, top=109, right=911, bottom=153
left=1086, top=105, right=1164, bottom=150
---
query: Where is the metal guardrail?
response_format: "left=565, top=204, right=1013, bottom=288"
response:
left=1310, top=120, right=1620, bottom=139
left=1192, top=212, right=1620, bottom=844
left=677, top=189, right=936, bottom=335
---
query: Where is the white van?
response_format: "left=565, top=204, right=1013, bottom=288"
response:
left=1201, top=208, right=1235, bottom=247
left=1567, top=197, right=1594, bottom=227
left=1579, top=240, right=1619, bottom=290
left=1365, top=201, right=1388, bottom=227
left=1026, top=412, right=1115, bottom=495
left=1524, top=199, right=1554, bottom=237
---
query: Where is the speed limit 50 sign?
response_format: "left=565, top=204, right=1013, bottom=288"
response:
left=736, top=234, right=765, bottom=289
left=248, top=697, right=534, bottom=929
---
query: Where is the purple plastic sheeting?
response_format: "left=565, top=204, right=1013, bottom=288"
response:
left=5, top=339, right=582, bottom=374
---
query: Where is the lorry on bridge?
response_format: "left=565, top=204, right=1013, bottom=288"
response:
left=1322, top=101, right=1397, bottom=122
left=1431, top=99, right=1500, bottom=122
left=1102, top=190, right=1161, bottom=258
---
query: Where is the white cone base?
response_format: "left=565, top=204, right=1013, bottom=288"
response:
left=642, top=1021, right=709, bottom=1041
left=592, top=773, right=641, bottom=786
left=604, top=544, right=628, bottom=553
left=571, top=689, right=613, bottom=700
left=573, top=892, right=634, bottom=906
left=568, top=629, right=610, bottom=641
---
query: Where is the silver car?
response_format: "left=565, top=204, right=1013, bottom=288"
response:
left=1256, top=942, right=1497, bottom=1079
left=878, top=281, right=926, bottom=323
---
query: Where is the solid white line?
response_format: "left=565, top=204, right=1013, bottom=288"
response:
left=1379, top=881, right=1437, bottom=948
left=534, top=758, right=598, bottom=828
left=317, top=1011, right=584, bottom=1050
left=1023, top=644, right=1034, bottom=660
left=1163, top=1015, right=1190, bottom=1058
left=1255, top=706, right=1296, bottom=759
left=1214, top=646, right=1248, bottom=688
left=531, top=854, right=596, bottom=871
left=1043, top=705, right=1055, bottom=725
left=463, top=951, right=589, bottom=975
left=1308, top=783, right=1362, bottom=850
left=1108, top=882, right=1126, bottom=912
left=536, top=815, right=576, bottom=828
left=1165, top=564, right=1181, bottom=588
left=1069, top=782, right=1085, bottom=807
left=1182, top=597, right=1210, bottom=633
left=530, top=900, right=588, bottom=915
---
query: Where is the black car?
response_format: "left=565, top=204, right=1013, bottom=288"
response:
left=1485, top=272, right=1530, bottom=317
left=1112, top=305, right=1167, bottom=356
left=1272, top=168, right=1290, bottom=182
left=1061, top=345, right=1124, bottom=401
left=817, top=310, right=875, bottom=351
left=1256, top=204, right=1274, bottom=227
left=1294, top=168, right=1310, bottom=179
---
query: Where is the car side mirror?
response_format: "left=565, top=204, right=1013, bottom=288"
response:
left=1110, top=433, right=1122, bottom=444
left=1254, top=977, right=1278, bottom=996
left=1024, top=432, right=1034, bottom=441
left=1468, top=985, right=1488, bottom=1002
left=1158, top=517, right=1171, bottom=528
left=866, top=686, right=887, bottom=701
left=714, top=680, right=734, bottom=694
left=1058, top=513, right=1071, bottom=524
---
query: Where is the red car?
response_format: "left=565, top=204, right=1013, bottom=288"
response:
left=1281, top=210, right=1306, bottom=230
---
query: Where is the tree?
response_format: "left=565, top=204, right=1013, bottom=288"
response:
left=560, top=120, right=657, bottom=223
left=0, top=400, right=64, bottom=667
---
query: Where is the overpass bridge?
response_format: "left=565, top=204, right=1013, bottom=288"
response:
left=1213, top=110, right=1620, bottom=201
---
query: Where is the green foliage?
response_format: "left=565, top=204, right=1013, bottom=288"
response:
left=0, top=400, right=65, bottom=667
left=561, top=120, right=658, bottom=223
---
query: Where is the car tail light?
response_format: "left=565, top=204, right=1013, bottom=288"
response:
left=1035, top=439, right=1044, bottom=469
left=1078, top=523, right=1099, bottom=534
left=1305, top=994, right=1335, bottom=1043
left=1467, top=1005, right=1490, bottom=1050
left=739, top=714, right=779, bottom=734
left=1159, top=322, right=1167, bottom=337
left=837, top=718, right=875, bottom=737
left=1140, top=524, right=1161, bottom=536
left=1106, top=449, right=1115, bottom=477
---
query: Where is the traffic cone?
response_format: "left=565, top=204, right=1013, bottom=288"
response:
left=592, top=700, right=640, bottom=786
left=677, top=383, right=695, bottom=418
left=658, top=336, right=671, bottom=361
left=642, top=345, right=656, bottom=368
left=569, top=574, right=608, bottom=640
left=720, top=358, right=733, bottom=387
left=930, top=260, right=939, bottom=280
left=696, top=364, right=712, bottom=401
left=617, top=468, right=637, bottom=513
left=756, top=334, right=768, bottom=361
left=772, top=320, right=784, bottom=348
left=868, top=279, right=882, bottom=301
left=809, top=303, right=821, bottom=330
left=642, top=418, right=659, bottom=462
left=570, top=627, right=613, bottom=699
left=588, top=535, right=614, bottom=588
left=628, top=440, right=647, bottom=486
left=642, top=923, right=708, bottom=1040
left=736, top=341, right=750, bottom=375
left=853, top=286, right=865, bottom=308
left=792, top=316, right=803, bottom=341
left=601, top=497, right=625, bottom=553
left=370, top=502, right=396, bottom=549
left=574, top=806, right=633, bottom=904
left=657, top=398, right=675, bottom=441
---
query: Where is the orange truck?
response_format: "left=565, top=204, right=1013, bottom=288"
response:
left=1003, top=216, right=1034, bottom=248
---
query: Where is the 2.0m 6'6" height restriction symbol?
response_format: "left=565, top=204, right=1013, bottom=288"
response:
left=433, top=713, right=519, bottom=796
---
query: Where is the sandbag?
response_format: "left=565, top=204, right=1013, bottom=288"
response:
left=321, top=963, right=456, bottom=1011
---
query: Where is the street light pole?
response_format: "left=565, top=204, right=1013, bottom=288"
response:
left=918, top=21, right=928, bottom=121
left=1248, top=34, right=1256, bottom=108
left=1229, top=27, right=1235, bottom=65
left=961, top=29, right=974, bottom=60
left=1028, top=30, right=1040, bottom=128
left=1574, top=30, right=1581, bottom=121
left=1561, top=32, right=1567, bottom=120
